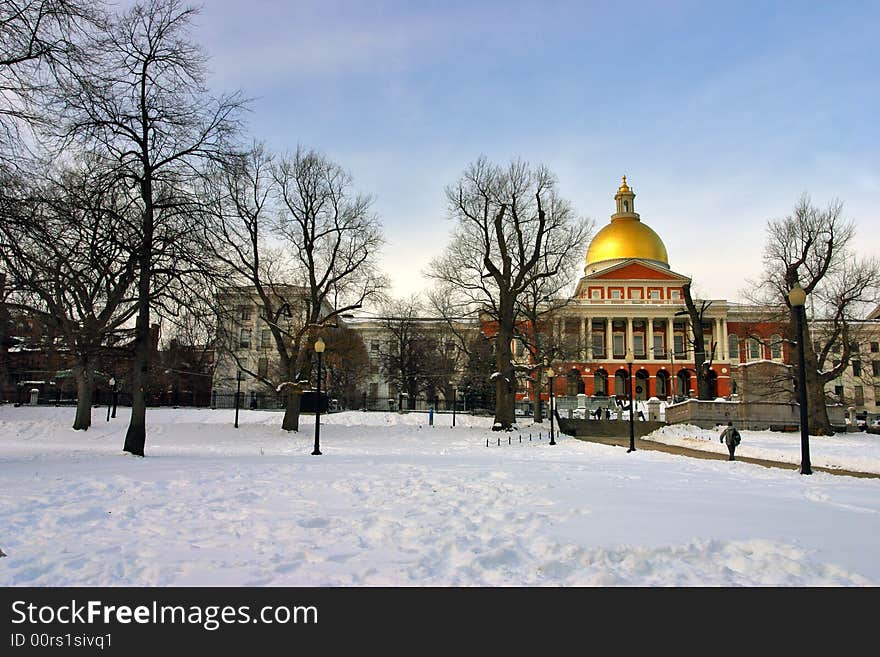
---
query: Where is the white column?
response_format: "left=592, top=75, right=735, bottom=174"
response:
left=647, top=319, right=654, bottom=361
left=667, top=317, right=675, bottom=359
left=721, top=317, right=728, bottom=361
left=626, top=318, right=634, bottom=357
left=579, top=317, right=586, bottom=360
left=606, top=317, right=613, bottom=359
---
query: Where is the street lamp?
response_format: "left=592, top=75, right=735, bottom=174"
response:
left=313, top=336, right=325, bottom=456
left=234, top=370, right=242, bottom=429
left=625, top=349, right=635, bottom=453
left=546, top=364, right=556, bottom=445
left=451, top=382, right=456, bottom=427
left=788, top=284, right=812, bottom=475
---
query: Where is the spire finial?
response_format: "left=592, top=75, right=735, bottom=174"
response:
left=618, top=175, right=630, bottom=193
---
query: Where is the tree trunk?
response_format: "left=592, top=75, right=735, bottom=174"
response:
left=533, top=366, right=543, bottom=423
left=797, top=313, right=834, bottom=435
left=124, top=200, right=153, bottom=457
left=282, top=387, right=301, bottom=431
left=72, top=364, right=93, bottom=431
left=123, top=308, right=149, bottom=455
left=492, top=322, right=516, bottom=430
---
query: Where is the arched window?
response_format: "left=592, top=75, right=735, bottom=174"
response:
left=728, top=334, right=739, bottom=360
left=614, top=371, right=629, bottom=397
left=749, top=338, right=763, bottom=360
left=624, top=200, right=629, bottom=212
left=594, top=371, right=608, bottom=396
left=567, top=369, right=583, bottom=396
left=770, top=334, right=782, bottom=359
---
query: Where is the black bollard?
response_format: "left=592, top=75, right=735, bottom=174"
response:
left=508, top=436, right=511, bottom=445
left=486, top=439, right=489, bottom=447
left=497, top=437, right=500, bottom=446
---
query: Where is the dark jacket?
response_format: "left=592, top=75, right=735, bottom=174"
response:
left=720, top=426, right=741, bottom=446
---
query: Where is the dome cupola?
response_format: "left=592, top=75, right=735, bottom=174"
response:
left=584, top=176, right=669, bottom=273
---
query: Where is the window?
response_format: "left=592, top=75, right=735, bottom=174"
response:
left=674, top=334, right=685, bottom=357
left=649, top=290, right=660, bottom=300
left=834, top=385, right=844, bottom=397
left=875, top=385, right=880, bottom=406
left=239, top=306, right=252, bottom=321
left=670, top=290, right=680, bottom=300
left=873, top=361, right=880, bottom=377
left=633, top=334, right=645, bottom=356
left=368, top=382, right=379, bottom=400
left=770, top=334, right=782, bottom=359
left=591, top=289, right=601, bottom=299
left=630, top=289, right=642, bottom=300
left=871, top=342, right=879, bottom=353
left=257, top=357, right=268, bottom=378
left=749, top=338, right=762, bottom=360
left=653, top=334, right=665, bottom=358
left=853, top=361, right=862, bottom=377
left=592, top=334, right=604, bottom=357
left=371, top=341, right=380, bottom=354
left=260, top=329, right=271, bottom=350
left=239, top=328, right=251, bottom=349
left=610, top=289, right=621, bottom=300
left=728, top=334, right=739, bottom=360
left=613, top=334, right=625, bottom=357
left=854, top=385, right=864, bottom=405
left=850, top=341, right=860, bottom=353
left=624, top=200, right=629, bottom=212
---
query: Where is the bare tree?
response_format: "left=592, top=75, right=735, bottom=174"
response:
left=0, top=157, right=139, bottom=429
left=322, top=323, right=369, bottom=410
left=428, top=157, right=592, bottom=430
left=0, top=0, right=102, bottom=164
left=55, top=0, right=244, bottom=455
left=271, top=147, right=387, bottom=429
left=751, top=195, right=880, bottom=435
left=375, top=296, right=438, bottom=409
left=680, top=282, right=716, bottom=400
left=516, top=278, right=580, bottom=421
left=203, top=144, right=386, bottom=432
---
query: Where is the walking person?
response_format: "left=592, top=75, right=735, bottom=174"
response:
left=719, top=420, right=741, bottom=461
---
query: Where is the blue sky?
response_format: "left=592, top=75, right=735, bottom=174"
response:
left=186, top=0, right=877, bottom=303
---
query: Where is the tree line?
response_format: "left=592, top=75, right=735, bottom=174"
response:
left=1, top=1, right=876, bottom=454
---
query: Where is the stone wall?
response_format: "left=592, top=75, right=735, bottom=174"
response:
left=556, top=416, right=666, bottom=439
left=665, top=399, right=847, bottom=430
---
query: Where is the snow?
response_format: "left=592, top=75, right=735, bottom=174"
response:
left=1, top=406, right=879, bottom=587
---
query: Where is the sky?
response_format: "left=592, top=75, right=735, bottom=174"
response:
left=176, top=0, right=877, bottom=304
left=2, top=405, right=879, bottom=586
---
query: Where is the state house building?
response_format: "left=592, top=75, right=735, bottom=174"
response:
left=534, top=177, right=792, bottom=404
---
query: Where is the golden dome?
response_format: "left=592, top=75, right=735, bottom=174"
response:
left=586, top=220, right=668, bottom=267
left=585, top=177, right=669, bottom=269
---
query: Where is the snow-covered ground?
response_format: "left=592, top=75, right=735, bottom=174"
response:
left=1, top=406, right=879, bottom=586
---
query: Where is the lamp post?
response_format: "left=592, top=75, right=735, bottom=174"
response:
left=234, top=370, right=242, bottom=428
left=312, top=336, right=325, bottom=455
left=546, top=363, right=556, bottom=445
left=788, top=284, right=812, bottom=475
left=625, top=349, right=635, bottom=453
left=451, top=382, right=456, bottom=427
